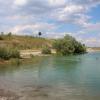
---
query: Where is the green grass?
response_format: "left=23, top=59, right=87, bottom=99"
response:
left=0, top=47, right=20, bottom=60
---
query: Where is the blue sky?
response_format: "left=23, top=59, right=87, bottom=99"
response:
left=0, top=0, right=100, bottom=47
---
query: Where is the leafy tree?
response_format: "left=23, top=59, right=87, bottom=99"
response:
left=7, top=32, right=12, bottom=40
left=38, top=32, right=42, bottom=37
left=0, top=32, right=4, bottom=40
left=1, top=32, right=4, bottom=35
left=53, top=35, right=86, bottom=55
left=7, top=32, right=12, bottom=37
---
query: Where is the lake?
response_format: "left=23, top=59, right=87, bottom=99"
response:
left=0, top=52, right=100, bottom=100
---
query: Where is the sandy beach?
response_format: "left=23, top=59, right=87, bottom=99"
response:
left=20, top=49, right=56, bottom=58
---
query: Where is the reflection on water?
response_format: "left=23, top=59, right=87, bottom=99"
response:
left=0, top=52, right=100, bottom=100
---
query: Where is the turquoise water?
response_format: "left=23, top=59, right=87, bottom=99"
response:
left=0, top=52, right=100, bottom=100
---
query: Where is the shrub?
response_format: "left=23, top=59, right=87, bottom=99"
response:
left=0, top=33, right=4, bottom=40
left=0, top=47, right=20, bottom=60
left=74, top=42, right=86, bottom=54
left=53, top=35, right=86, bottom=55
left=10, top=48, right=20, bottom=58
left=0, top=36, right=4, bottom=40
left=42, top=46, right=51, bottom=54
left=0, top=48, right=10, bottom=60
left=7, top=32, right=12, bottom=37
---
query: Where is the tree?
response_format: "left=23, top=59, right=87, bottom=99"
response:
left=7, top=32, right=12, bottom=40
left=53, top=34, right=86, bottom=55
left=1, top=32, right=4, bottom=35
left=38, top=32, right=42, bottom=37
left=0, top=32, right=4, bottom=40
left=7, top=32, right=12, bottom=37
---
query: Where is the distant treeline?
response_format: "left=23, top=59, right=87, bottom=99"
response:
left=0, top=31, right=42, bottom=40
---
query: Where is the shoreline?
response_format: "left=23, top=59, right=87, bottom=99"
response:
left=0, top=49, right=100, bottom=65
left=20, top=49, right=56, bottom=58
left=0, top=49, right=55, bottom=65
left=87, top=48, right=100, bottom=53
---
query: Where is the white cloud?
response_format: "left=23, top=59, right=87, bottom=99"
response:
left=85, top=38, right=100, bottom=47
left=63, top=5, right=85, bottom=13
left=84, top=22, right=100, bottom=32
left=45, top=32, right=73, bottom=38
left=14, top=0, right=27, bottom=6
left=8, top=22, right=57, bottom=34
left=49, top=0, right=66, bottom=6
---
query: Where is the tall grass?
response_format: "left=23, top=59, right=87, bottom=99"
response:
left=0, top=34, right=52, bottom=50
left=0, top=47, right=20, bottom=60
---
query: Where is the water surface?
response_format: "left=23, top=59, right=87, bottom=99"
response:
left=0, top=52, right=100, bottom=100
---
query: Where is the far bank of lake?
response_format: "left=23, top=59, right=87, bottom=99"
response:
left=87, top=47, right=100, bottom=52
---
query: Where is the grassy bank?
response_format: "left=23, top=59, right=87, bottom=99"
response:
left=0, top=34, right=54, bottom=65
left=0, top=34, right=53, bottom=65
left=0, top=34, right=87, bottom=65
left=0, top=34, right=53, bottom=50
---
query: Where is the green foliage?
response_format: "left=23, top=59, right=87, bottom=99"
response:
left=74, top=42, right=86, bottom=54
left=10, top=48, right=20, bottom=58
left=42, top=46, right=51, bottom=54
left=0, top=32, right=4, bottom=40
left=7, top=32, right=12, bottom=37
left=38, top=32, right=42, bottom=37
left=53, top=35, right=86, bottom=55
left=0, top=47, right=20, bottom=60
left=0, top=36, right=4, bottom=40
left=7, top=32, right=12, bottom=40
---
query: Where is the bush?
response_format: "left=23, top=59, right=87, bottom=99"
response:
left=0, top=36, right=4, bottom=40
left=53, top=35, right=86, bottom=55
left=10, top=48, right=20, bottom=58
left=0, top=47, right=20, bottom=60
left=0, top=34, right=4, bottom=40
left=7, top=32, right=12, bottom=37
left=42, top=46, right=51, bottom=54
left=74, top=42, right=86, bottom=54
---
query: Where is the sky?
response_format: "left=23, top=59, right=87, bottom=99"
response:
left=0, top=0, right=100, bottom=47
